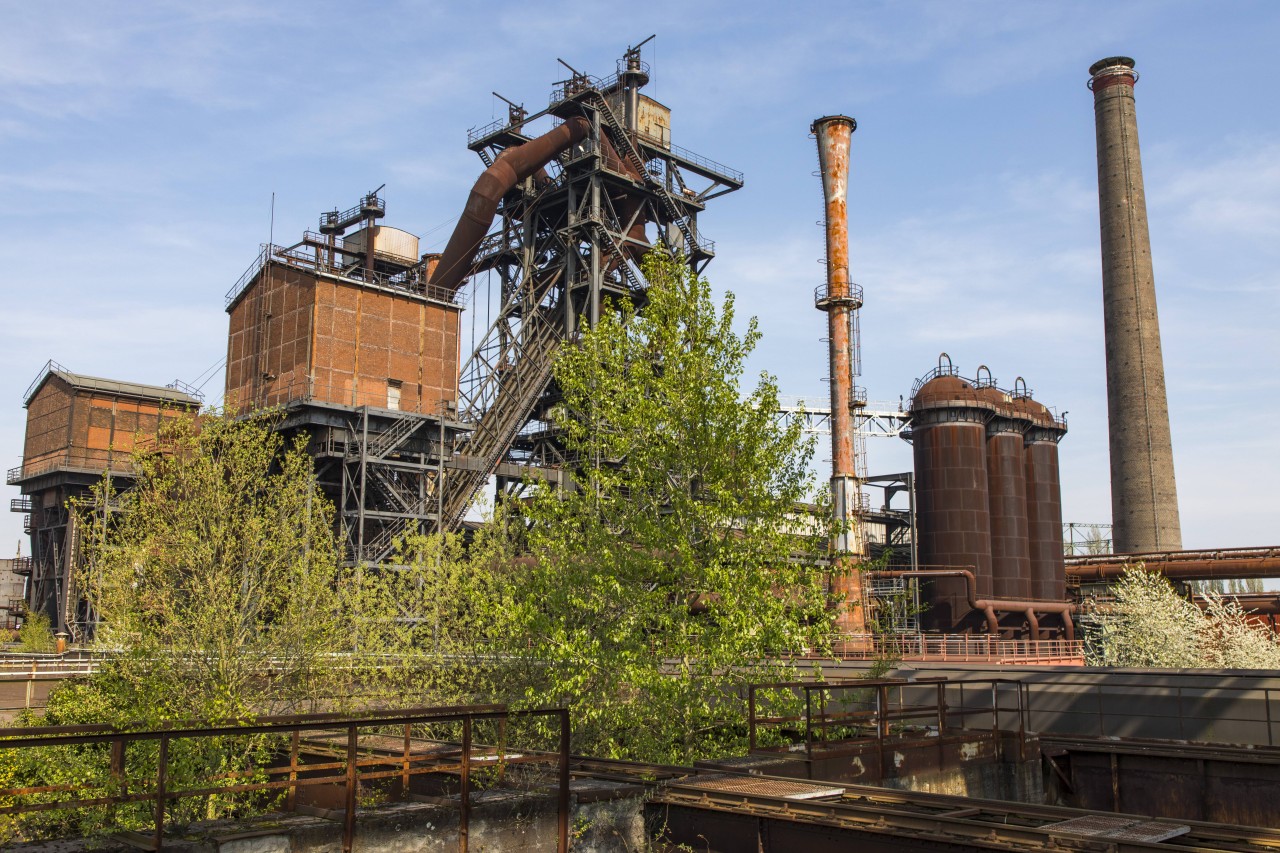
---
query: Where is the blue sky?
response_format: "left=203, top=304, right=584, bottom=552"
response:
left=2, top=0, right=1278, bottom=555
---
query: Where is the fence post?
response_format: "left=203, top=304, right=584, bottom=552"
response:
left=805, top=688, right=813, bottom=765
left=109, top=736, right=126, bottom=824
left=344, top=724, right=358, bottom=853
left=154, top=734, right=168, bottom=852
left=1266, top=689, right=1274, bottom=747
left=285, top=729, right=300, bottom=812
left=460, top=715, right=471, bottom=853
left=558, top=710, right=570, bottom=853
left=748, top=685, right=756, bottom=752
left=935, top=682, right=946, bottom=732
left=402, top=723, right=412, bottom=794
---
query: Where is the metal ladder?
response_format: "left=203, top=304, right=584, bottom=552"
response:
left=587, top=92, right=700, bottom=257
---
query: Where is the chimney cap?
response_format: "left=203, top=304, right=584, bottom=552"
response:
left=811, top=115, right=857, bottom=135
left=1089, top=56, right=1136, bottom=76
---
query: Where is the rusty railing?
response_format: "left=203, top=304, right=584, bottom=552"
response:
left=0, top=704, right=570, bottom=853
left=823, top=633, right=1084, bottom=663
left=747, top=677, right=1029, bottom=763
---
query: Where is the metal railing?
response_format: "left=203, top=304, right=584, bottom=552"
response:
left=814, top=281, right=864, bottom=310
left=225, top=244, right=462, bottom=310
left=821, top=633, right=1085, bottom=663
left=467, top=118, right=508, bottom=146
left=21, top=360, right=69, bottom=404
left=747, top=677, right=1028, bottom=762
left=0, top=704, right=570, bottom=853
left=1023, top=678, right=1280, bottom=747
left=7, top=452, right=137, bottom=485
left=636, top=134, right=745, bottom=185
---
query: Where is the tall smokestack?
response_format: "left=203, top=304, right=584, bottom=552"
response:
left=812, top=115, right=866, bottom=638
left=1088, top=56, right=1182, bottom=553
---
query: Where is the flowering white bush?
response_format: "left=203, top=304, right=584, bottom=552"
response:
left=1089, top=568, right=1280, bottom=669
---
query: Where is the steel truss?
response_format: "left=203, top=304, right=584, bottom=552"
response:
left=432, top=54, right=743, bottom=531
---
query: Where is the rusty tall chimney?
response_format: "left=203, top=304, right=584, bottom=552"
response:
left=1088, top=56, right=1182, bottom=553
left=812, top=115, right=866, bottom=638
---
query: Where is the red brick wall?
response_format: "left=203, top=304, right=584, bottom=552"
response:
left=225, top=264, right=316, bottom=412
left=228, top=262, right=461, bottom=414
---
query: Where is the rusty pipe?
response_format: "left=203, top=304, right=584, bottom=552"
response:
left=1066, top=547, right=1280, bottom=582
left=868, top=569, right=1076, bottom=637
left=430, top=117, right=591, bottom=296
left=1025, top=608, right=1040, bottom=641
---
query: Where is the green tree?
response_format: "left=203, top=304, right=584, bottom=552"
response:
left=71, top=408, right=357, bottom=723
left=17, top=611, right=55, bottom=654
left=506, top=250, right=832, bottom=764
left=3, top=409, right=364, bottom=843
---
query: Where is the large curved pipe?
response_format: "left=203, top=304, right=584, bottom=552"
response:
left=430, top=116, right=592, bottom=296
left=868, top=569, right=1076, bottom=640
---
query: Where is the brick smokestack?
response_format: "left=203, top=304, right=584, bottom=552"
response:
left=1088, top=56, right=1182, bottom=553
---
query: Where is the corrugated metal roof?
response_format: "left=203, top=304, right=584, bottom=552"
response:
left=26, top=368, right=200, bottom=407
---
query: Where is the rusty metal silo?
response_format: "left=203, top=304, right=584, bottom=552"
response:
left=909, top=362, right=992, bottom=630
left=1016, top=393, right=1069, bottom=601
left=975, top=373, right=1032, bottom=601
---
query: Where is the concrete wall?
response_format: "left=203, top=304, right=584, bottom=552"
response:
left=6, top=782, right=647, bottom=853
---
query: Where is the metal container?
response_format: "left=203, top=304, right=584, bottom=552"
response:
left=606, top=93, right=671, bottom=147
left=978, top=386, right=1032, bottom=601
left=910, top=375, right=993, bottom=629
left=1018, top=397, right=1068, bottom=601
left=344, top=226, right=420, bottom=263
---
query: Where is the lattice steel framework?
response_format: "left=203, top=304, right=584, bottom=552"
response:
left=433, top=48, right=743, bottom=531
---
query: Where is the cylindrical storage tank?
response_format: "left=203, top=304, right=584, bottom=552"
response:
left=910, top=375, right=992, bottom=630
left=1018, top=398, right=1068, bottom=601
left=977, top=387, right=1032, bottom=601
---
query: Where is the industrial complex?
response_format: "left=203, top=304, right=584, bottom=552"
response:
left=4, top=44, right=1280, bottom=851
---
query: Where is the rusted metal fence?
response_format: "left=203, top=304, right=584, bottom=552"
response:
left=823, top=633, right=1084, bottom=663
left=0, top=704, right=570, bottom=853
left=748, top=677, right=1030, bottom=760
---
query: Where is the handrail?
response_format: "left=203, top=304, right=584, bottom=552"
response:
left=225, top=243, right=463, bottom=310
left=814, top=281, right=864, bottom=309
left=21, top=359, right=70, bottom=404
left=467, top=118, right=508, bottom=145
left=747, top=676, right=1027, bottom=761
left=0, top=704, right=571, bottom=853
left=8, top=452, right=138, bottom=484
left=637, top=133, right=745, bottom=185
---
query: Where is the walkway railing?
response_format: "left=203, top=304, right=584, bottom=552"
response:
left=823, top=633, right=1084, bottom=663
left=0, top=704, right=570, bottom=853
left=747, top=676, right=1029, bottom=762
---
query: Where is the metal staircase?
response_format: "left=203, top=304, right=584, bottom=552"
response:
left=587, top=93, right=702, bottom=259
left=437, top=268, right=567, bottom=531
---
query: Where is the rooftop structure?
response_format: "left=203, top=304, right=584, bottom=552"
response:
left=8, top=360, right=201, bottom=635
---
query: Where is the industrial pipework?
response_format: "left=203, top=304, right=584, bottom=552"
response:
left=1088, top=56, right=1182, bottom=554
left=868, top=569, right=1076, bottom=641
left=429, top=116, right=591, bottom=296
left=813, top=115, right=866, bottom=637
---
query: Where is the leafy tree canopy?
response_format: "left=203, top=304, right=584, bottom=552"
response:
left=503, top=250, right=834, bottom=763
